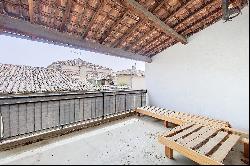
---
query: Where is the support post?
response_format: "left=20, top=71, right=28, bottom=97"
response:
left=0, top=113, right=3, bottom=140
left=165, top=146, right=173, bottom=159
left=164, top=121, right=169, bottom=128
left=244, top=142, right=249, bottom=159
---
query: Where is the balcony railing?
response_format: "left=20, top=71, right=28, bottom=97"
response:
left=0, top=90, right=147, bottom=142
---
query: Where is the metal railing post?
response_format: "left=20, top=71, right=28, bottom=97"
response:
left=102, top=92, right=105, bottom=119
left=0, top=113, right=3, bottom=140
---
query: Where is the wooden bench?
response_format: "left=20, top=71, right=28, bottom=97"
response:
left=136, top=106, right=231, bottom=128
left=158, top=123, right=247, bottom=165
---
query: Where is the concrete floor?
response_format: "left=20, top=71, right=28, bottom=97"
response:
left=0, top=116, right=247, bottom=165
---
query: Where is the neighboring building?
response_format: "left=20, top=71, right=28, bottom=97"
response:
left=0, top=63, right=92, bottom=94
left=48, top=58, right=114, bottom=86
left=115, top=65, right=146, bottom=90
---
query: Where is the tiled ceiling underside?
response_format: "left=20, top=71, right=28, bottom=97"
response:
left=0, top=0, right=248, bottom=58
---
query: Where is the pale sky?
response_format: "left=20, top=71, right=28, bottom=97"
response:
left=0, top=35, right=145, bottom=71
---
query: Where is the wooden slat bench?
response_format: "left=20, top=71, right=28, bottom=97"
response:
left=158, top=123, right=243, bottom=165
left=136, top=106, right=231, bottom=128
left=136, top=106, right=249, bottom=140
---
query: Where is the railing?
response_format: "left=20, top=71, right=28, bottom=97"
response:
left=0, top=90, right=147, bottom=142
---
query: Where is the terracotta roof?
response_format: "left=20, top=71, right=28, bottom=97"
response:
left=0, top=0, right=247, bottom=62
left=0, top=63, right=92, bottom=94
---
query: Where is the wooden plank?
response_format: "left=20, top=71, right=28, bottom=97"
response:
left=122, top=0, right=187, bottom=44
left=0, top=106, right=10, bottom=138
left=9, top=105, right=19, bottom=137
left=196, top=131, right=228, bottom=155
left=99, top=11, right=128, bottom=44
left=177, top=127, right=211, bottom=146
left=158, top=136, right=223, bottom=165
left=169, top=125, right=201, bottom=141
left=19, top=104, right=27, bottom=135
left=164, top=123, right=194, bottom=137
left=81, top=0, right=104, bottom=39
left=34, top=102, right=42, bottom=131
left=26, top=103, right=35, bottom=133
left=211, top=134, right=240, bottom=162
left=112, top=21, right=143, bottom=48
left=0, top=15, right=152, bottom=63
left=60, top=0, right=73, bottom=32
left=185, top=129, right=218, bottom=149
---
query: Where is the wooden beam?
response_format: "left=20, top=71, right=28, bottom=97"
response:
left=165, top=146, right=174, bottom=159
left=28, top=0, right=34, bottom=23
left=0, top=15, right=152, bottom=63
left=81, top=0, right=104, bottom=39
left=99, top=11, right=128, bottom=44
left=122, top=0, right=187, bottom=44
left=60, top=0, right=73, bottom=32
left=124, top=26, right=154, bottom=51
left=149, top=0, right=166, bottom=13
left=164, top=0, right=193, bottom=22
left=112, top=20, right=142, bottom=48
left=173, top=0, right=216, bottom=28
left=179, top=7, right=222, bottom=35
left=136, top=32, right=163, bottom=55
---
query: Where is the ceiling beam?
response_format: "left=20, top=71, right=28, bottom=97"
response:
left=173, top=0, right=216, bottom=28
left=179, top=6, right=222, bottom=34
left=164, top=0, right=193, bottom=22
left=28, top=0, right=35, bottom=23
left=99, top=11, right=128, bottom=44
left=124, top=26, right=154, bottom=51
left=111, top=20, right=142, bottom=48
left=0, top=15, right=152, bottom=63
left=60, top=0, right=73, bottom=32
left=122, top=0, right=187, bottom=44
left=81, top=0, right=104, bottom=39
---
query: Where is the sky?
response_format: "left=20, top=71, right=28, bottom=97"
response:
left=0, top=35, right=145, bottom=71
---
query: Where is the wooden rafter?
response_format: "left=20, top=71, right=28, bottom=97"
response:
left=111, top=20, right=142, bottom=48
left=173, top=0, right=217, bottom=28
left=81, top=0, right=104, bottom=39
left=149, top=0, right=166, bottom=12
left=179, top=6, right=222, bottom=34
left=141, top=0, right=217, bottom=55
left=99, top=11, right=128, bottom=44
left=185, top=9, right=223, bottom=36
left=60, top=0, right=73, bottom=32
left=164, top=0, right=194, bottom=22
left=122, top=0, right=187, bottom=44
left=124, top=26, right=154, bottom=51
left=125, top=1, right=169, bottom=52
left=137, top=32, right=164, bottom=54
left=0, top=15, right=152, bottom=63
left=28, top=0, right=34, bottom=23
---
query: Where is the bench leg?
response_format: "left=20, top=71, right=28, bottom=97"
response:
left=244, top=142, right=249, bottom=158
left=164, top=121, right=169, bottom=128
left=165, top=146, right=173, bottom=159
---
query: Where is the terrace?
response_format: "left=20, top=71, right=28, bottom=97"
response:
left=0, top=0, right=249, bottom=165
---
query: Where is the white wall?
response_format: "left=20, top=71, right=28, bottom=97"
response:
left=146, top=7, right=249, bottom=131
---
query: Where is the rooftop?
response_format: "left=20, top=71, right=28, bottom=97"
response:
left=48, top=58, right=113, bottom=71
left=0, top=63, right=92, bottom=95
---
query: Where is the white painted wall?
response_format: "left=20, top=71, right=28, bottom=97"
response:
left=146, top=7, right=249, bottom=131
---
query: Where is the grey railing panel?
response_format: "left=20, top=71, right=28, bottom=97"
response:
left=0, top=90, right=147, bottom=141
